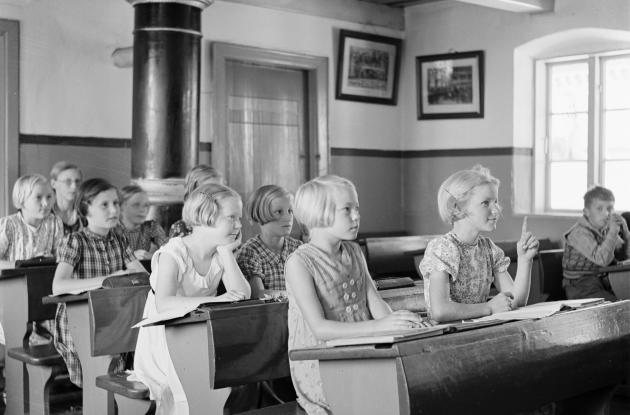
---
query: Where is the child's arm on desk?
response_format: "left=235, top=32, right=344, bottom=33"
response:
left=52, top=262, right=107, bottom=295
left=285, top=255, right=421, bottom=341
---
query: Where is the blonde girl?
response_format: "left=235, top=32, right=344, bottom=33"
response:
left=419, top=165, right=538, bottom=323
left=134, top=183, right=250, bottom=415
left=237, top=184, right=302, bottom=298
left=169, top=164, right=225, bottom=238
left=285, top=175, right=422, bottom=415
left=119, top=184, right=168, bottom=260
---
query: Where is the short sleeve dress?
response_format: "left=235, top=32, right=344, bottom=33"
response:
left=419, top=232, right=510, bottom=317
left=133, top=237, right=224, bottom=415
left=286, top=241, right=374, bottom=415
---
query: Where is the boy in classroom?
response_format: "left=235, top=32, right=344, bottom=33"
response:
left=419, top=165, right=538, bottom=323
left=118, top=184, right=168, bottom=260
left=52, top=178, right=148, bottom=387
left=562, top=185, right=630, bottom=301
left=237, top=184, right=302, bottom=299
left=285, top=175, right=424, bottom=415
left=133, top=183, right=250, bottom=415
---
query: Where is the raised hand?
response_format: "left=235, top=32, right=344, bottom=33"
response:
left=516, top=216, right=539, bottom=260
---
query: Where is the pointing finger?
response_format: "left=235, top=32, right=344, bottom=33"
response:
left=521, top=216, right=528, bottom=235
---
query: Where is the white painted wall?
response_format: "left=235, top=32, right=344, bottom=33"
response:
left=401, top=0, right=630, bottom=150
left=3, top=0, right=405, bottom=150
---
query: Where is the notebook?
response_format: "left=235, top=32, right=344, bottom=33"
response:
left=325, top=325, right=449, bottom=347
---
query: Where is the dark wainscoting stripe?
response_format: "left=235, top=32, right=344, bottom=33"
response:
left=20, top=134, right=213, bottom=152
left=402, top=147, right=532, bottom=158
left=331, top=148, right=403, bottom=158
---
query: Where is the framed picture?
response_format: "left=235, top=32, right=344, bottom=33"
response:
left=416, top=50, right=484, bottom=120
left=336, top=29, right=402, bottom=105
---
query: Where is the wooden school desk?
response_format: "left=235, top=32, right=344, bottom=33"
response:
left=162, top=300, right=289, bottom=415
left=598, top=262, right=630, bottom=300
left=291, top=301, right=630, bottom=415
left=44, top=292, right=113, bottom=415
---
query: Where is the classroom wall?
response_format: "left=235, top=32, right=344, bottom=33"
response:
left=6, top=0, right=405, bottom=233
left=400, top=0, right=630, bottom=243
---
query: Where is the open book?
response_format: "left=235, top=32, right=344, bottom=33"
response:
left=472, top=298, right=606, bottom=323
left=52, top=272, right=149, bottom=296
left=325, top=325, right=449, bottom=347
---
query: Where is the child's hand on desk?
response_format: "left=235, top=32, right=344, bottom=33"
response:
left=214, top=290, right=247, bottom=302
left=516, top=216, right=539, bottom=260
left=488, top=292, right=514, bottom=314
left=134, top=249, right=150, bottom=260
left=376, top=310, right=423, bottom=331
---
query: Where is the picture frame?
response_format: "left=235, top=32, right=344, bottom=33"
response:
left=415, top=50, right=484, bottom=120
left=336, top=29, right=402, bottom=105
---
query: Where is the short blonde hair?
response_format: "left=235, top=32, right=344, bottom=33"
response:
left=120, top=184, right=146, bottom=205
left=50, top=161, right=82, bottom=181
left=12, top=174, right=50, bottom=210
left=183, top=183, right=241, bottom=227
left=246, top=185, right=292, bottom=225
left=183, top=165, right=224, bottom=201
left=437, top=165, right=501, bottom=225
left=294, top=175, right=357, bottom=230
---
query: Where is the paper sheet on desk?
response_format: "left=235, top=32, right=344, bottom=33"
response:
left=472, top=298, right=605, bottom=322
left=53, top=279, right=104, bottom=295
left=132, top=298, right=207, bottom=328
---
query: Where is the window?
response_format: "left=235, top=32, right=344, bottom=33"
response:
left=536, top=51, right=630, bottom=213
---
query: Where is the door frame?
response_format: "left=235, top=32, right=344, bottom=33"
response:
left=0, top=19, right=19, bottom=216
left=211, top=42, right=329, bottom=184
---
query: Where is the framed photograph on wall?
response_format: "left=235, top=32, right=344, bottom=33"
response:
left=416, top=50, right=484, bottom=119
left=336, top=29, right=402, bottom=105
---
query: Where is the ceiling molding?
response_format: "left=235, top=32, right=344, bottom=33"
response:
left=217, top=0, right=405, bottom=31
left=454, top=0, right=553, bottom=13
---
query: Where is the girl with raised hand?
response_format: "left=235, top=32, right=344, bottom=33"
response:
left=419, top=165, right=538, bottom=323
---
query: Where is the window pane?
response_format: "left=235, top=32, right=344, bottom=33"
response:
left=549, top=62, right=588, bottom=113
left=602, top=109, right=630, bottom=159
left=603, top=56, right=630, bottom=110
left=549, top=161, right=586, bottom=210
left=549, top=113, right=588, bottom=160
left=604, top=160, right=630, bottom=211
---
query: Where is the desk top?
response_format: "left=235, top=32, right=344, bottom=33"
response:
left=43, top=292, right=89, bottom=304
left=598, top=262, right=630, bottom=273
left=164, top=298, right=286, bottom=326
left=291, top=300, right=630, bottom=361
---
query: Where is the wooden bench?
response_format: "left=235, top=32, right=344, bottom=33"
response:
left=0, top=265, right=80, bottom=415
left=364, top=235, right=439, bottom=280
left=90, top=285, right=152, bottom=415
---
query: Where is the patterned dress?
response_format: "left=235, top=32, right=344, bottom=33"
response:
left=0, top=212, right=64, bottom=344
left=53, top=228, right=136, bottom=387
left=133, top=237, right=225, bottom=415
left=419, top=232, right=510, bottom=318
left=118, top=220, right=168, bottom=253
left=236, top=235, right=302, bottom=291
left=287, top=241, right=374, bottom=415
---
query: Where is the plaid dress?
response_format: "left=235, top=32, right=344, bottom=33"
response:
left=236, top=235, right=302, bottom=290
left=118, top=220, right=168, bottom=252
left=53, top=228, right=136, bottom=387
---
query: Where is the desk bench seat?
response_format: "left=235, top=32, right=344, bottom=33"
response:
left=240, top=400, right=303, bottom=415
left=8, top=343, right=64, bottom=367
left=95, top=372, right=150, bottom=400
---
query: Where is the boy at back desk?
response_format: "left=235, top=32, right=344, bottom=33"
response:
left=562, top=186, right=630, bottom=301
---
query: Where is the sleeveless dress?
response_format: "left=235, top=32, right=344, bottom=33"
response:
left=133, top=237, right=224, bottom=415
left=286, top=241, right=373, bottom=415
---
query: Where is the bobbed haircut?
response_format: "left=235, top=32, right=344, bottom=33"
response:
left=583, top=185, right=614, bottom=208
left=119, top=184, right=146, bottom=205
left=437, top=165, right=501, bottom=225
left=294, top=175, right=357, bottom=230
left=75, top=178, right=118, bottom=219
left=50, top=161, right=82, bottom=181
left=183, top=165, right=225, bottom=201
left=182, top=183, right=241, bottom=227
left=12, top=174, right=50, bottom=210
left=246, top=184, right=293, bottom=225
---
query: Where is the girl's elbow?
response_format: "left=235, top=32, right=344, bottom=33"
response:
left=429, top=305, right=448, bottom=323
